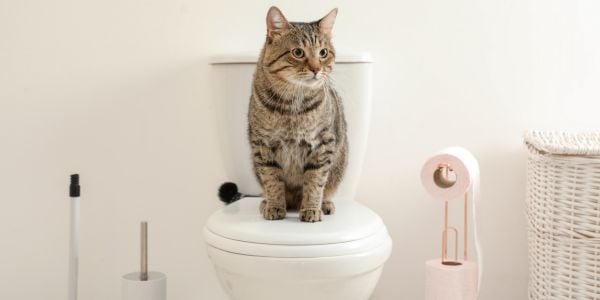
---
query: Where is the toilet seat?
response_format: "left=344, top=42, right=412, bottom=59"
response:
left=204, top=197, right=390, bottom=258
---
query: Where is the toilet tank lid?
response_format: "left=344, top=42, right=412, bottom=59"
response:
left=209, top=51, right=373, bottom=64
left=205, top=197, right=386, bottom=246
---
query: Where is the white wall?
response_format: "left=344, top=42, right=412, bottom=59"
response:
left=1, top=0, right=599, bottom=299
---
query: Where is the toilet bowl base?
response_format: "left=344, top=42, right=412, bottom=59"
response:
left=207, top=240, right=391, bottom=300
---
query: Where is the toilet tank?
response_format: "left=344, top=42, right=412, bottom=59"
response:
left=210, top=52, right=373, bottom=202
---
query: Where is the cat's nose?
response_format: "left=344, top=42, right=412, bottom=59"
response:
left=309, top=67, right=321, bottom=76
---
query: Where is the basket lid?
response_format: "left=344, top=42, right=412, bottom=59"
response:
left=525, top=131, right=600, bottom=156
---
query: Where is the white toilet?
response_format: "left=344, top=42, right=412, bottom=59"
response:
left=205, top=52, right=392, bottom=300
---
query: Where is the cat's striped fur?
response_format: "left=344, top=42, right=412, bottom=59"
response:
left=249, top=7, right=347, bottom=222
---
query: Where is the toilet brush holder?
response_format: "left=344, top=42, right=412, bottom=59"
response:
left=121, top=222, right=166, bottom=300
left=122, top=271, right=166, bottom=300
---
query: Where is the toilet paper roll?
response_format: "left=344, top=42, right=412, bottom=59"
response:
left=420, top=147, right=479, bottom=202
left=425, top=259, right=478, bottom=300
left=122, top=271, right=166, bottom=300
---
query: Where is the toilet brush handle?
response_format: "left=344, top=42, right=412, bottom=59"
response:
left=140, top=222, right=148, bottom=281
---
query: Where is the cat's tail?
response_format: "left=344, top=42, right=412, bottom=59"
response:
left=218, top=182, right=262, bottom=204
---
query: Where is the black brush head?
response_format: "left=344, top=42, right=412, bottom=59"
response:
left=218, top=182, right=241, bottom=204
left=70, top=174, right=80, bottom=197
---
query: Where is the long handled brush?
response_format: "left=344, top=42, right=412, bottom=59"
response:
left=68, top=174, right=80, bottom=300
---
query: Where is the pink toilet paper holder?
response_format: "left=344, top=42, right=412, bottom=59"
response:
left=436, top=163, right=469, bottom=266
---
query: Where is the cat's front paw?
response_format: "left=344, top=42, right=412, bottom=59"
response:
left=322, top=201, right=335, bottom=215
left=300, top=208, right=322, bottom=222
left=260, top=200, right=286, bottom=220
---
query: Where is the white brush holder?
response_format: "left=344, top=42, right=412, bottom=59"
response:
left=122, top=271, right=167, bottom=300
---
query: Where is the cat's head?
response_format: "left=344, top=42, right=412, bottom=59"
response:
left=262, top=7, right=337, bottom=89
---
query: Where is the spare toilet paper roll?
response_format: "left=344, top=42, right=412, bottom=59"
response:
left=425, top=259, right=478, bottom=300
left=420, top=147, right=479, bottom=201
left=122, top=271, right=166, bottom=300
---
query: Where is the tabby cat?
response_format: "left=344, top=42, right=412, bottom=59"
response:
left=248, top=7, right=348, bottom=222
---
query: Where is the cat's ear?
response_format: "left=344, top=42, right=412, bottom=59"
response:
left=318, top=8, right=338, bottom=36
left=266, top=6, right=290, bottom=38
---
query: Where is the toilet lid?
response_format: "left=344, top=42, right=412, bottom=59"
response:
left=204, top=197, right=390, bottom=257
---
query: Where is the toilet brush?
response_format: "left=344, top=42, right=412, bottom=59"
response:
left=68, top=174, right=81, bottom=300
left=121, top=222, right=167, bottom=300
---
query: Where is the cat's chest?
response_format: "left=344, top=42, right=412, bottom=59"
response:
left=265, top=116, right=328, bottom=184
left=273, top=136, right=313, bottom=182
left=270, top=123, right=314, bottom=140
left=269, top=125, right=314, bottom=158
left=271, top=130, right=315, bottom=158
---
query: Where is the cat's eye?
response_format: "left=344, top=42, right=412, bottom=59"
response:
left=291, top=48, right=305, bottom=58
left=319, top=48, right=328, bottom=58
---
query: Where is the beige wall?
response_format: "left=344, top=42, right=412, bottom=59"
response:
left=1, top=0, right=600, bottom=299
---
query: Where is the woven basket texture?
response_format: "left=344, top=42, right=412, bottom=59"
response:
left=526, top=131, right=600, bottom=299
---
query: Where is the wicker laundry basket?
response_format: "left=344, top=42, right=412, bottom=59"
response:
left=525, top=131, right=600, bottom=299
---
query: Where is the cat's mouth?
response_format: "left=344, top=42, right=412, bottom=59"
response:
left=303, top=73, right=325, bottom=83
left=303, top=77, right=323, bottom=87
left=286, top=75, right=324, bottom=88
